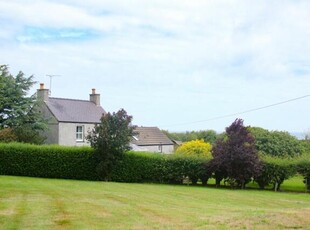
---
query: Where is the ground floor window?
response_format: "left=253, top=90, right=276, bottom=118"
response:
left=76, top=126, right=84, bottom=141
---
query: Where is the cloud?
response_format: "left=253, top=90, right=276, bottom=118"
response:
left=1, top=0, right=309, bottom=132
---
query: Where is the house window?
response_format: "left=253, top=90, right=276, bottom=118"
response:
left=76, top=126, right=84, bottom=141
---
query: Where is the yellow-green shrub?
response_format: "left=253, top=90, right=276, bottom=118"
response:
left=175, top=139, right=212, bottom=157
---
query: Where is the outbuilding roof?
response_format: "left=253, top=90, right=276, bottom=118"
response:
left=46, top=97, right=105, bottom=123
left=132, top=127, right=173, bottom=146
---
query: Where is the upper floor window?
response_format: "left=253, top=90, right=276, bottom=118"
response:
left=76, top=126, right=84, bottom=141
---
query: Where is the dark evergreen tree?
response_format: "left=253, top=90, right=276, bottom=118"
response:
left=87, top=109, right=136, bottom=180
left=209, top=119, right=262, bottom=189
left=0, top=65, right=46, bottom=144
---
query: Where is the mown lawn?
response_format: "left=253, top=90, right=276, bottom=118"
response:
left=0, top=176, right=310, bottom=229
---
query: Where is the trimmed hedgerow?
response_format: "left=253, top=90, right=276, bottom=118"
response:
left=254, top=154, right=297, bottom=191
left=161, top=154, right=211, bottom=185
left=110, top=151, right=164, bottom=183
left=1, top=142, right=308, bottom=191
left=0, top=143, right=210, bottom=184
left=0, top=142, right=98, bottom=180
left=295, top=152, right=310, bottom=191
left=111, top=152, right=210, bottom=184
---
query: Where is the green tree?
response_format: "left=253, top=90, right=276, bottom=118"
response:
left=248, top=127, right=304, bottom=157
left=0, top=65, right=46, bottom=144
left=209, top=119, right=262, bottom=189
left=87, top=109, right=136, bottom=180
left=301, top=140, right=310, bottom=153
left=163, top=130, right=218, bottom=144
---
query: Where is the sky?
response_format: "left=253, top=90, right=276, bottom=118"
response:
left=1, top=0, right=309, bottom=134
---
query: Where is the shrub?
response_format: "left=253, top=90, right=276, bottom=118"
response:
left=111, top=151, right=164, bottom=183
left=295, top=152, right=310, bottom=191
left=87, top=109, right=135, bottom=181
left=300, top=140, right=310, bottom=153
left=0, top=128, right=17, bottom=142
left=111, top=152, right=210, bottom=184
left=254, top=154, right=297, bottom=191
left=0, top=143, right=98, bottom=180
left=175, top=139, right=212, bottom=157
left=0, top=143, right=210, bottom=184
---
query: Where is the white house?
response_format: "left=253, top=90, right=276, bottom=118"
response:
left=37, top=84, right=175, bottom=152
left=131, top=127, right=174, bottom=154
left=37, top=83, right=105, bottom=146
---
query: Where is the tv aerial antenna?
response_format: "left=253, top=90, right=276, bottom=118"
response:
left=46, top=74, right=61, bottom=96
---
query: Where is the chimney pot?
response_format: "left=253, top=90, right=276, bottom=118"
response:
left=37, top=83, right=49, bottom=101
left=90, top=88, right=100, bottom=106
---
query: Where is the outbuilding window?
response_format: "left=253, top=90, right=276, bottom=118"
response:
left=76, top=126, right=84, bottom=141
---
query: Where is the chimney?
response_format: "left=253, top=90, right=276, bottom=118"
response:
left=90, top=88, right=100, bottom=106
left=37, top=83, right=49, bottom=102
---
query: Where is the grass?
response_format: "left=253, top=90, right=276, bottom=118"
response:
left=0, top=176, right=310, bottom=229
left=207, top=175, right=308, bottom=192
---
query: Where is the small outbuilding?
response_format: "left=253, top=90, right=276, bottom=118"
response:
left=131, top=126, right=174, bottom=154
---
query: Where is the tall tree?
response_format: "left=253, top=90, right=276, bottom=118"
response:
left=249, top=127, right=304, bottom=157
left=87, top=109, right=136, bottom=180
left=0, top=65, right=46, bottom=144
left=209, top=119, right=262, bottom=189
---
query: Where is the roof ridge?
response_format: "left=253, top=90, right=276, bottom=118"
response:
left=49, top=97, right=90, bottom=102
left=136, top=126, right=159, bottom=129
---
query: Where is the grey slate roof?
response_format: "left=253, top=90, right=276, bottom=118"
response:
left=46, top=97, right=105, bottom=123
left=132, top=127, right=174, bottom=146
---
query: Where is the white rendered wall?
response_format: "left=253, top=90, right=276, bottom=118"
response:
left=58, top=123, right=95, bottom=146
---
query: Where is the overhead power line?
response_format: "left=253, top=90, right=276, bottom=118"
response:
left=161, top=94, right=310, bottom=128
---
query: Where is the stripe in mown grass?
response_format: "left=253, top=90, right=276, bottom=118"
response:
left=1, top=176, right=310, bottom=229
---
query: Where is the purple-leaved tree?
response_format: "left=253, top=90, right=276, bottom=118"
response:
left=209, top=119, right=262, bottom=189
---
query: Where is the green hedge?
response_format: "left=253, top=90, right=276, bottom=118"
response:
left=111, top=151, right=164, bottom=183
left=0, top=143, right=210, bottom=184
left=1, top=143, right=309, bottom=191
left=0, top=143, right=98, bottom=180
left=295, top=152, right=310, bottom=191
left=111, top=152, right=210, bottom=184
left=254, top=155, right=297, bottom=191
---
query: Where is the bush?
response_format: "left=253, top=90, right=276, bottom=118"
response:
left=111, top=152, right=210, bottom=184
left=111, top=151, right=164, bottom=183
left=0, top=143, right=210, bottom=185
left=0, top=143, right=98, bottom=180
left=0, top=128, right=17, bottom=142
left=295, top=152, right=310, bottom=191
left=87, top=109, right=135, bottom=181
left=2, top=142, right=306, bottom=191
left=300, top=140, right=310, bottom=153
left=175, top=139, right=212, bottom=157
left=254, top=154, right=297, bottom=191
